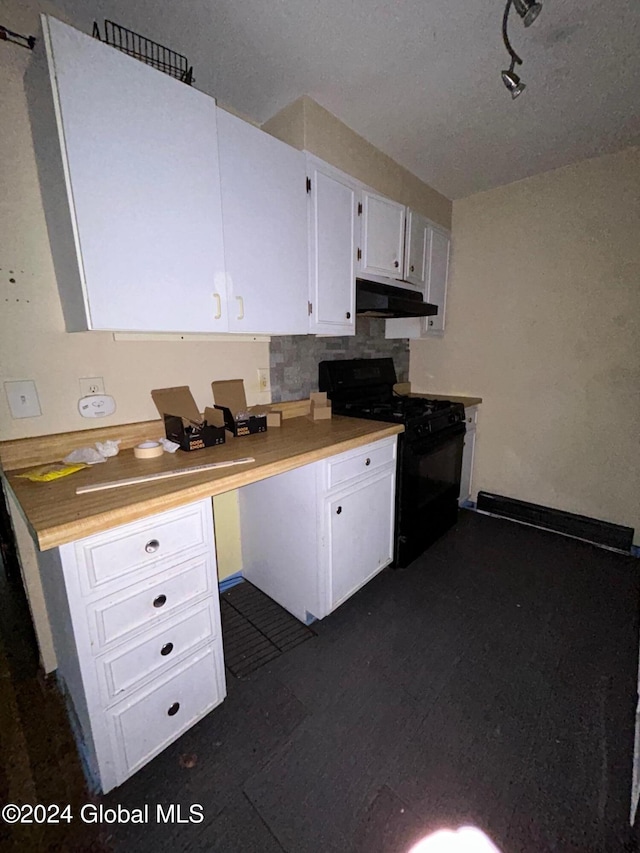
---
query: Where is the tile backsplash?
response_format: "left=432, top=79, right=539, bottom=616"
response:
left=270, top=319, right=409, bottom=402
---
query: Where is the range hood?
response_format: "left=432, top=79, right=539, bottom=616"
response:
left=356, top=278, right=438, bottom=319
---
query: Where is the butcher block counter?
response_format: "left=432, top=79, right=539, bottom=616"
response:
left=1, top=415, right=403, bottom=551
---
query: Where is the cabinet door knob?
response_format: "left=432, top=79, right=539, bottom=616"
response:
left=410, top=265, right=415, bottom=272
left=393, top=260, right=399, bottom=268
left=167, top=702, right=180, bottom=717
left=336, top=506, right=342, bottom=514
left=153, top=594, right=167, bottom=608
left=160, top=642, right=174, bottom=656
left=346, top=311, right=351, bottom=319
left=145, top=539, right=160, bottom=554
left=365, top=458, right=371, bottom=466
left=429, top=320, right=434, bottom=326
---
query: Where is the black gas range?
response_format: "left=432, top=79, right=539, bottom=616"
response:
left=319, top=358, right=466, bottom=567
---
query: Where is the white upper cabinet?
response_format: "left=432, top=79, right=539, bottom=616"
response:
left=32, top=16, right=227, bottom=333
left=359, top=191, right=406, bottom=279
left=386, top=219, right=451, bottom=340
left=404, top=210, right=429, bottom=287
left=216, top=110, right=309, bottom=335
left=307, top=157, right=357, bottom=336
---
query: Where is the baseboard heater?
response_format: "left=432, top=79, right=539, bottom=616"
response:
left=476, top=492, right=634, bottom=553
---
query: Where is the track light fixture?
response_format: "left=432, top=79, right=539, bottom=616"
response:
left=513, top=0, right=543, bottom=28
left=501, top=63, right=526, bottom=99
left=501, top=0, right=542, bottom=98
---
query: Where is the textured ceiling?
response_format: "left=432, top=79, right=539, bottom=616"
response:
left=53, top=0, right=640, bottom=198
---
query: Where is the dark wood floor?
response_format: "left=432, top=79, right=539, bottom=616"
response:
left=1, top=510, right=639, bottom=852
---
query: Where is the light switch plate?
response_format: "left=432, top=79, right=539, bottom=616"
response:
left=4, top=380, right=42, bottom=419
left=78, top=394, right=116, bottom=418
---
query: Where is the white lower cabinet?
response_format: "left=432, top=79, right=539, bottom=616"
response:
left=327, top=473, right=396, bottom=610
left=38, top=499, right=225, bottom=793
left=459, top=406, right=478, bottom=506
left=239, top=436, right=397, bottom=621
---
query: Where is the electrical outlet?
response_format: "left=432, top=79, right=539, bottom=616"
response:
left=79, top=377, right=105, bottom=396
left=4, top=380, right=42, bottom=419
left=257, top=368, right=270, bottom=392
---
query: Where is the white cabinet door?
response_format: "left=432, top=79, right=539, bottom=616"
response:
left=217, top=109, right=309, bottom=334
left=327, top=470, right=395, bottom=610
left=404, top=210, right=429, bottom=287
left=426, top=227, right=450, bottom=335
left=39, top=16, right=227, bottom=333
left=307, top=159, right=357, bottom=335
left=360, top=191, right=406, bottom=278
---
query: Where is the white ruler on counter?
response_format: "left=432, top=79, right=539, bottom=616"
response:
left=75, top=457, right=256, bottom=495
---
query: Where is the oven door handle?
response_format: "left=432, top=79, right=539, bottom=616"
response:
left=404, top=422, right=466, bottom=455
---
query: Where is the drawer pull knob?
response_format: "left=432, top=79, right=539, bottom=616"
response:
left=153, top=594, right=167, bottom=608
left=393, top=260, right=399, bottom=268
left=336, top=506, right=342, bottom=515
left=160, top=642, right=174, bottom=656
left=167, top=702, right=180, bottom=717
left=145, top=539, right=160, bottom=554
left=365, top=458, right=371, bottom=466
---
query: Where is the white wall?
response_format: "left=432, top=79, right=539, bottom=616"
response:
left=410, top=147, right=640, bottom=544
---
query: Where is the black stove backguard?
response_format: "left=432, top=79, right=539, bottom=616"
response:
left=319, top=357, right=397, bottom=407
left=319, top=357, right=465, bottom=568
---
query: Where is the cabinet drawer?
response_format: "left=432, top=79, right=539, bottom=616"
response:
left=88, top=554, right=213, bottom=650
left=97, top=600, right=219, bottom=703
left=110, top=644, right=225, bottom=779
left=74, top=502, right=211, bottom=596
left=326, top=439, right=396, bottom=490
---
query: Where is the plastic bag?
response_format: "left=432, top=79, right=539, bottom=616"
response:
left=16, top=463, right=88, bottom=482
left=63, top=447, right=106, bottom=465
left=95, top=439, right=121, bottom=458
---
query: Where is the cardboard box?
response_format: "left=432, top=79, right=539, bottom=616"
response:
left=211, top=379, right=268, bottom=437
left=310, top=391, right=332, bottom=421
left=266, top=409, right=282, bottom=428
left=151, top=386, right=226, bottom=452
left=270, top=399, right=311, bottom=419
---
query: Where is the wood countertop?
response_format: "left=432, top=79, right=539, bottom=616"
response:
left=2, top=416, right=403, bottom=552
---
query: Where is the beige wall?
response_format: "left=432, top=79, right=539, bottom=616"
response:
left=409, top=147, right=640, bottom=544
left=262, top=96, right=452, bottom=230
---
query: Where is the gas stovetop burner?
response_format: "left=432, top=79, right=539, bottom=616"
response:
left=343, top=395, right=455, bottom=422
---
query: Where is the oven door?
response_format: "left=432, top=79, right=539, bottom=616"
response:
left=395, top=424, right=465, bottom=567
